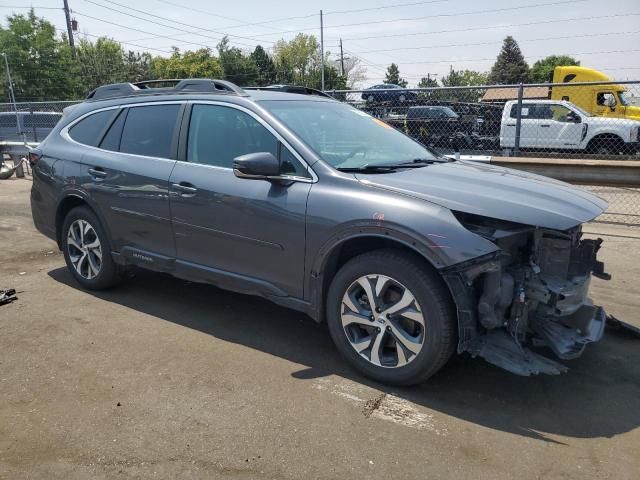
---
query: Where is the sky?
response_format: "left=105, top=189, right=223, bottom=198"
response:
left=1, top=0, right=639, bottom=87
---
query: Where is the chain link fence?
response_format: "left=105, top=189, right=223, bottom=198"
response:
left=327, top=81, right=640, bottom=225
left=1, top=85, right=639, bottom=225
left=327, top=81, right=640, bottom=160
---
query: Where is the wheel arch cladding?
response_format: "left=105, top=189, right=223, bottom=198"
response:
left=311, top=232, right=455, bottom=324
left=56, top=194, right=88, bottom=247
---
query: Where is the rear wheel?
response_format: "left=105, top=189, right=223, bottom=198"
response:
left=61, top=206, right=121, bottom=290
left=326, top=249, right=456, bottom=386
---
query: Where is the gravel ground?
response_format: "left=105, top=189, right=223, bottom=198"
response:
left=1, top=178, right=639, bottom=480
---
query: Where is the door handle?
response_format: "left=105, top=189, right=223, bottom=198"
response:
left=540, top=124, right=551, bottom=127
left=88, top=167, right=107, bottom=178
left=171, top=182, right=198, bottom=195
left=506, top=123, right=516, bottom=127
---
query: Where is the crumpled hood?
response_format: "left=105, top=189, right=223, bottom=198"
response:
left=356, top=160, right=608, bottom=230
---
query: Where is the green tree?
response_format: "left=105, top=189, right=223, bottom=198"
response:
left=417, top=76, right=438, bottom=88
left=384, top=63, right=407, bottom=87
left=530, top=55, right=580, bottom=83
left=0, top=9, right=80, bottom=100
left=125, top=50, right=153, bottom=83
left=487, top=36, right=529, bottom=85
left=273, top=33, right=320, bottom=85
left=217, top=36, right=258, bottom=86
left=250, top=45, right=276, bottom=86
left=152, top=48, right=223, bottom=79
left=76, top=37, right=128, bottom=93
left=437, top=68, right=488, bottom=102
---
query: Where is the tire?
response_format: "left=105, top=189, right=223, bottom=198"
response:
left=326, top=249, right=456, bottom=386
left=61, top=206, right=121, bottom=290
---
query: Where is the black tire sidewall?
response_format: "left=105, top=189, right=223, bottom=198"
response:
left=61, top=206, right=119, bottom=290
left=326, top=250, right=455, bottom=386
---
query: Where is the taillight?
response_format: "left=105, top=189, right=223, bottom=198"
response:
left=28, top=150, right=41, bottom=166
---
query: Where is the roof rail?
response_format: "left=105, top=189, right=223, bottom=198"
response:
left=86, top=78, right=247, bottom=101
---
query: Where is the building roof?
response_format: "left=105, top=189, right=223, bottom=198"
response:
left=481, top=86, right=549, bottom=102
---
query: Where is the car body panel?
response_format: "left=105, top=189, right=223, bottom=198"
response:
left=354, top=160, right=607, bottom=230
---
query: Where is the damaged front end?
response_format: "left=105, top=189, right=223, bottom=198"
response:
left=445, top=212, right=611, bottom=376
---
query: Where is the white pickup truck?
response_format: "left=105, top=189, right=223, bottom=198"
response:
left=500, top=100, right=640, bottom=155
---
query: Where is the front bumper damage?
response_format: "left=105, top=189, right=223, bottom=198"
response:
left=443, top=214, right=611, bottom=376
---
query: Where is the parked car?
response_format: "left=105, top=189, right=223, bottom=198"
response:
left=0, top=111, right=63, bottom=143
left=403, top=106, right=473, bottom=149
left=31, top=78, right=610, bottom=385
left=500, top=100, right=640, bottom=155
left=0, top=111, right=63, bottom=178
left=361, top=84, right=418, bottom=103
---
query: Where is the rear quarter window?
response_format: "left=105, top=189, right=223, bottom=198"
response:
left=68, top=110, right=117, bottom=146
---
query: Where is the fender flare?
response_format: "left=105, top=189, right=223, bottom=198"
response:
left=305, top=222, right=452, bottom=322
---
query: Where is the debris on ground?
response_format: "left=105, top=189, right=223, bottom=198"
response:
left=0, top=289, right=17, bottom=306
left=606, top=314, right=640, bottom=338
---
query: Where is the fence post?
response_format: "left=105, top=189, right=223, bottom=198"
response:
left=513, top=82, right=524, bottom=156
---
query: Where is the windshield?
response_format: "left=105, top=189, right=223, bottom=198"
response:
left=260, top=100, right=439, bottom=169
left=570, top=103, right=592, bottom=117
left=618, top=91, right=632, bottom=106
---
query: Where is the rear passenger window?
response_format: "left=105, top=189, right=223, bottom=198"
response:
left=68, top=110, right=116, bottom=146
left=119, top=105, right=180, bottom=158
left=99, top=109, right=126, bottom=151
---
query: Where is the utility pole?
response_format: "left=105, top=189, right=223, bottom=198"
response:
left=320, top=9, right=324, bottom=91
left=339, top=39, right=345, bottom=76
left=2, top=52, right=19, bottom=137
left=2, top=53, right=16, bottom=106
left=63, top=0, right=75, bottom=57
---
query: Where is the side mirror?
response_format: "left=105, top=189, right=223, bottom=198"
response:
left=566, top=111, right=581, bottom=123
left=233, top=152, right=280, bottom=180
left=606, top=96, right=617, bottom=110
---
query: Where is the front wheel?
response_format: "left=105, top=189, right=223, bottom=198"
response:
left=326, top=249, right=456, bottom=386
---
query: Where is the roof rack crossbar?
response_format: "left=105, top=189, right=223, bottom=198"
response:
left=86, top=78, right=247, bottom=101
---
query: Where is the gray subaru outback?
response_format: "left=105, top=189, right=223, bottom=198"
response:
left=30, top=79, right=610, bottom=385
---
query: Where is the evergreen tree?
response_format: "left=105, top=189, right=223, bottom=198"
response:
left=250, top=45, right=276, bottom=86
left=487, top=36, right=529, bottom=85
left=384, top=63, right=407, bottom=87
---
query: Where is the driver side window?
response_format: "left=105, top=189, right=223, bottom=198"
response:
left=187, top=104, right=309, bottom=177
left=597, top=92, right=616, bottom=107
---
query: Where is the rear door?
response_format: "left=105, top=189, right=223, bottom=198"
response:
left=72, top=103, right=183, bottom=264
left=168, top=102, right=313, bottom=298
left=502, top=103, right=542, bottom=148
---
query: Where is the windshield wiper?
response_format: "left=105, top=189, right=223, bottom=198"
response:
left=337, top=158, right=441, bottom=173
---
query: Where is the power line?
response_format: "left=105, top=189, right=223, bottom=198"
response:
left=242, top=0, right=588, bottom=38
left=81, top=0, right=263, bottom=49
left=83, top=0, right=275, bottom=46
left=348, top=48, right=640, bottom=68
left=347, top=31, right=640, bottom=55
left=148, top=0, right=297, bottom=34
left=73, top=11, right=221, bottom=51
left=341, top=11, right=640, bottom=41
left=0, top=5, right=62, bottom=9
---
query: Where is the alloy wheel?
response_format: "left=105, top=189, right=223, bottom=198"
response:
left=340, top=274, right=425, bottom=368
left=67, top=219, right=103, bottom=280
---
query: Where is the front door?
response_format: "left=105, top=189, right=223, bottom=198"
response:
left=169, top=103, right=313, bottom=298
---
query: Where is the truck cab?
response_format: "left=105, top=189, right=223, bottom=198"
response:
left=550, top=66, right=640, bottom=121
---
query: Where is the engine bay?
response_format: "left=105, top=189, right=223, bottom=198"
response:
left=453, top=212, right=611, bottom=375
